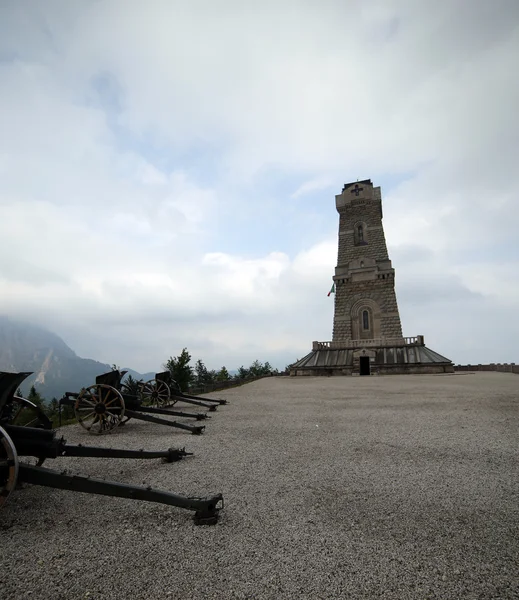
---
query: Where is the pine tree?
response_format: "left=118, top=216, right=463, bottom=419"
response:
left=237, top=366, right=249, bottom=379
left=27, top=385, right=45, bottom=407
left=194, top=359, right=214, bottom=386
left=249, top=360, right=264, bottom=377
left=164, top=348, right=194, bottom=392
left=216, top=366, right=230, bottom=381
left=122, top=374, right=142, bottom=396
left=48, top=397, right=59, bottom=416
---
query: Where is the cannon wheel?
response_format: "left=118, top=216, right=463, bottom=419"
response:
left=11, top=397, right=52, bottom=430
left=11, top=397, right=50, bottom=466
left=140, top=379, right=172, bottom=407
left=74, top=384, right=125, bottom=435
left=0, top=425, right=19, bottom=509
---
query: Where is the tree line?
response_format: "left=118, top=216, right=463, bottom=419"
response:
left=163, top=348, right=279, bottom=391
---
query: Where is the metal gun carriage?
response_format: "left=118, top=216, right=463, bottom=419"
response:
left=140, top=371, right=229, bottom=411
left=124, top=370, right=222, bottom=412
left=0, top=371, right=224, bottom=524
left=59, top=370, right=207, bottom=436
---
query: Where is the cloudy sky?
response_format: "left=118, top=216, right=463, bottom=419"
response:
left=1, top=0, right=518, bottom=372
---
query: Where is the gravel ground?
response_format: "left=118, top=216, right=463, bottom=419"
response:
left=1, top=372, right=518, bottom=600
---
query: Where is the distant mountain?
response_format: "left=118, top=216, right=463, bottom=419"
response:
left=0, top=316, right=155, bottom=401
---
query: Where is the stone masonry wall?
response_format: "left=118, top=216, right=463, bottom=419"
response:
left=337, top=200, right=388, bottom=265
left=333, top=276, right=403, bottom=342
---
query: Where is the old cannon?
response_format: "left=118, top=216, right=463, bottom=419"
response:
left=0, top=371, right=223, bottom=525
left=122, top=371, right=215, bottom=414
left=153, top=371, right=229, bottom=410
left=59, top=370, right=206, bottom=436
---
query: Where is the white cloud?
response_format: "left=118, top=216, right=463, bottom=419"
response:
left=0, top=0, right=518, bottom=371
left=291, top=177, right=334, bottom=199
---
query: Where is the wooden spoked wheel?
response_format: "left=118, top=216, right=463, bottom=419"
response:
left=11, top=397, right=52, bottom=429
left=0, top=425, right=19, bottom=509
left=140, top=380, right=172, bottom=407
left=74, top=384, right=125, bottom=435
left=10, top=397, right=50, bottom=466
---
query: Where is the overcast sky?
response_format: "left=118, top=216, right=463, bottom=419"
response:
left=1, top=0, right=518, bottom=372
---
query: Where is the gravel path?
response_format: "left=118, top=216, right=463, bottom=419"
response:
left=1, top=372, right=518, bottom=599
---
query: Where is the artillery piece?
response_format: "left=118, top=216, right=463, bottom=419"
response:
left=0, top=371, right=224, bottom=524
left=123, top=371, right=217, bottom=413
left=60, top=370, right=206, bottom=436
left=153, top=371, right=229, bottom=410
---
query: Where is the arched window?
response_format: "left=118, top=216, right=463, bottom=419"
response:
left=354, top=222, right=368, bottom=246
left=362, top=310, right=370, bottom=330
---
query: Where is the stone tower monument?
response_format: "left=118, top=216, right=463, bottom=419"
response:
left=290, top=179, right=453, bottom=376
left=333, top=179, right=403, bottom=345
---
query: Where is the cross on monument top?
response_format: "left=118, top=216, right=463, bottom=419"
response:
left=351, top=184, right=363, bottom=197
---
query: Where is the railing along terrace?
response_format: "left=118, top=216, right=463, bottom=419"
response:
left=312, top=336, right=424, bottom=351
left=454, top=363, right=519, bottom=375
left=188, top=373, right=274, bottom=396
left=403, top=336, right=422, bottom=345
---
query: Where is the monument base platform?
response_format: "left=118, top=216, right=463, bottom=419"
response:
left=289, top=336, right=454, bottom=377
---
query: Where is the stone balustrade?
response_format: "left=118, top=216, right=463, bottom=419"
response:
left=403, top=336, right=423, bottom=345
left=312, top=335, right=425, bottom=351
